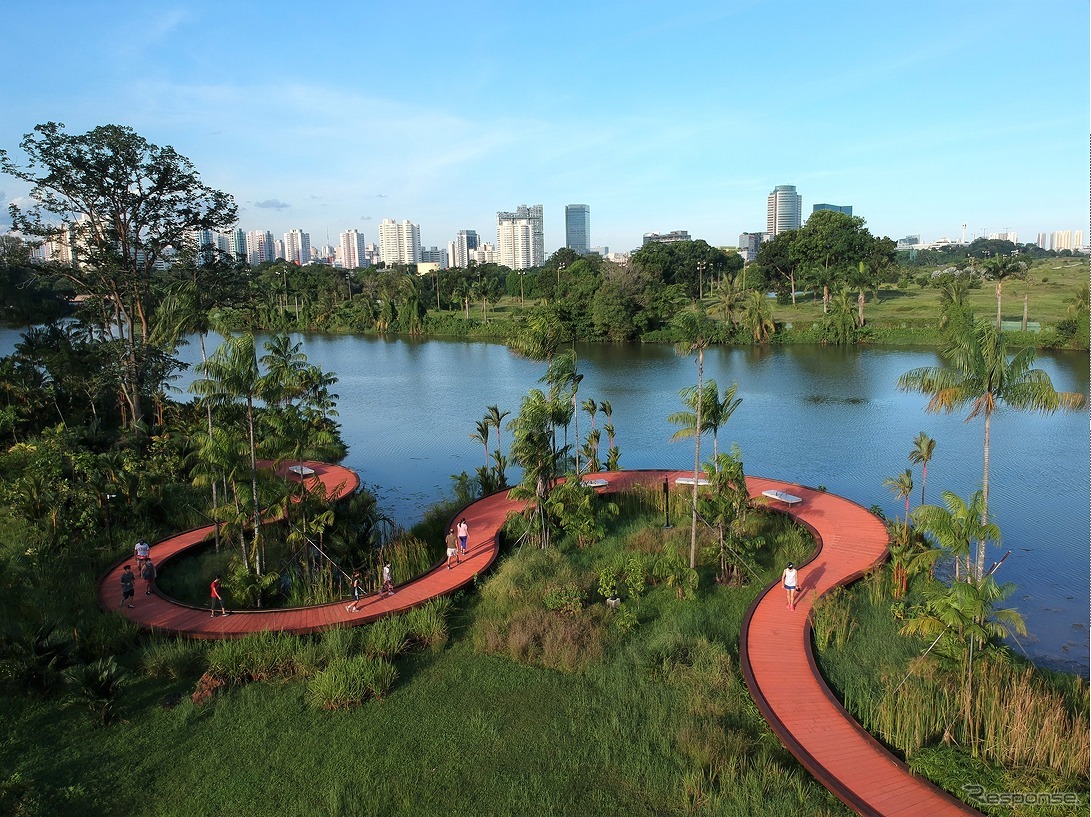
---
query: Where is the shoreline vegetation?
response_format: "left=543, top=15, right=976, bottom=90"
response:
left=0, top=124, right=1086, bottom=816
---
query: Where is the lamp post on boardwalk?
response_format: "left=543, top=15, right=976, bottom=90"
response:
left=663, top=477, right=673, bottom=529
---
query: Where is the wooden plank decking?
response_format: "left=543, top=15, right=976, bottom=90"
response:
left=96, top=465, right=980, bottom=815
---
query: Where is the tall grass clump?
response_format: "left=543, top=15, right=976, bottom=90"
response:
left=141, top=638, right=206, bottom=680
left=306, top=656, right=398, bottom=710
left=361, top=615, right=412, bottom=660
left=206, top=631, right=320, bottom=683
left=404, top=597, right=452, bottom=650
left=811, top=587, right=857, bottom=650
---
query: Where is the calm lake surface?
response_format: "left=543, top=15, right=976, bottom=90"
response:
left=2, top=329, right=1087, bottom=675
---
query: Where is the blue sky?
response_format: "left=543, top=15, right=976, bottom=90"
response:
left=1, top=0, right=1087, bottom=254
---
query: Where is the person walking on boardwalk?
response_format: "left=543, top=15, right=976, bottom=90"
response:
left=119, top=565, right=136, bottom=608
left=141, top=559, right=157, bottom=596
left=380, top=563, right=395, bottom=596
left=210, top=575, right=228, bottom=617
left=782, top=562, right=799, bottom=611
left=445, top=527, right=459, bottom=569
left=134, top=540, right=150, bottom=572
left=347, top=571, right=364, bottom=612
left=457, top=517, right=469, bottom=555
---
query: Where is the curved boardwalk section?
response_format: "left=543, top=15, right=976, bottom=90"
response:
left=98, top=460, right=518, bottom=638
left=98, top=464, right=978, bottom=814
left=739, top=477, right=981, bottom=817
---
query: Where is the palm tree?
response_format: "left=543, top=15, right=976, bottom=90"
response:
left=191, top=333, right=265, bottom=574
left=484, top=405, right=508, bottom=455
left=898, top=319, right=1086, bottom=578
left=908, top=431, right=936, bottom=506
left=913, top=490, right=998, bottom=582
left=673, top=310, right=712, bottom=569
left=822, top=291, right=857, bottom=345
left=469, top=418, right=491, bottom=468
left=668, top=379, right=742, bottom=467
left=742, top=290, right=775, bottom=344
left=883, top=468, right=914, bottom=541
left=984, top=256, right=1026, bottom=331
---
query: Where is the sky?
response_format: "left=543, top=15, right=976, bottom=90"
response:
left=0, top=0, right=1087, bottom=255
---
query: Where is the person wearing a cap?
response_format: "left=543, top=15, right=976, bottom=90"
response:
left=782, top=562, right=799, bottom=611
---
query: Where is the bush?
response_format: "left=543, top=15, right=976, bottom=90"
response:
left=63, top=657, right=128, bottom=725
left=141, top=638, right=205, bottom=680
left=307, top=655, right=398, bottom=709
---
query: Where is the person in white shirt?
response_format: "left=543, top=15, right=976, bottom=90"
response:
left=782, top=562, right=799, bottom=611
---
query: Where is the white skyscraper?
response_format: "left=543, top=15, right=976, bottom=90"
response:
left=497, top=204, right=544, bottom=270
left=377, top=219, right=421, bottom=265
left=246, top=231, right=276, bottom=265
left=339, top=229, right=367, bottom=269
left=284, top=229, right=311, bottom=265
left=767, top=185, right=803, bottom=236
left=447, top=229, right=480, bottom=269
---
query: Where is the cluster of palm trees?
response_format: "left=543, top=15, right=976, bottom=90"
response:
left=887, top=311, right=1084, bottom=722
left=190, top=333, right=341, bottom=581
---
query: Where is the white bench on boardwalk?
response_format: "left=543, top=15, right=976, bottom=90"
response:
left=288, top=465, right=316, bottom=477
left=675, top=476, right=710, bottom=486
left=581, top=477, right=609, bottom=488
left=762, top=489, right=802, bottom=506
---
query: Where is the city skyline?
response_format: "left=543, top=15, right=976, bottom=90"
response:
left=0, top=1, right=1086, bottom=254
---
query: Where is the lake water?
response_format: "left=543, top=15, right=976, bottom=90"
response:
left=2, top=328, right=1087, bottom=675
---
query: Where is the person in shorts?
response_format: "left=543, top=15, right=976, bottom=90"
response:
left=119, top=565, right=136, bottom=608
left=347, top=571, right=364, bottom=612
left=445, top=527, right=459, bottom=569
left=782, top=562, right=799, bottom=611
left=134, top=540, right=150, bottom=572
left=141, top=559, right=157, bottom=596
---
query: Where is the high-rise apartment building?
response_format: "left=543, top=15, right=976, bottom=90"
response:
left=420, top=246, right=448, bottom=266
left=767, top=184, right=802, bottom=236
left=812, top=203, right=852, bottom=216
left=497, top=205, right=544, bottom=270
left=447, top=230, right=480, bottom=269
left=246, top=231, right=276, bottom=265
left=565, top=204, right=590, bottom=255
left=1049, top=230, right=1085, bottom=251
left=642, top=230, right=691, bottom=244
left=738, top=232, right=764, bottom=262
left=378, top=219, right=421, bottom=265
left=283, top=229, right=311, bottom=265
left=339, top=229, right=367, bottom=269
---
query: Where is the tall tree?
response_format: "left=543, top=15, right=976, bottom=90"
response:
left=908, top=431, right=936, bottom=506
left=913, top=490, right=998, bottom=582
left=984, top=256, right=1027, bottom=331
left=898, top=319, right=1085, bottom=578
left=668, top=379, right=742, bottom=466
left=883, top=468, right=914, bottom=541
left=2, top=123, right=237, bottom=432
left=673, top=310, right=713, bottom=569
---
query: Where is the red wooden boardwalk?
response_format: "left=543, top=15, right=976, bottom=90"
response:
left=98, top=464, right=978, bottom=815
left=738, top=477, right=981, bottom=817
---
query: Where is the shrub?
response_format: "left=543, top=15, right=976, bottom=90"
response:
left=63, top=657, right=128, bottom=726
left=307, top=656, right=398, bottom=710
left=543, top=583, right=584, bottom=616
left=141, top=638, right=205, bottom=680
left=361, top=615, right=412, bottom=660
left=404, top=597, right=451, bottom=650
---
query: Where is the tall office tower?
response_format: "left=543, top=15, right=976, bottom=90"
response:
left=284, top=229, right=311, bottom=265
left=247, top=230, right=276, bottom=265
left=448, top=229, right=480, bottom=268
left=377, top=219, right=422, bottom=265
left=565, top=204, right=591, bottom=255
left=497, top=204, right=544, bottom=269
left=767, top=184, right=803, bottom=236
left=812, top=203, right=852, bottom=216
left=339, top=229, right=367, bottom=269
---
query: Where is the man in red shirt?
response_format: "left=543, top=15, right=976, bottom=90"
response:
left=210, top=576, right=228, bottom=617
